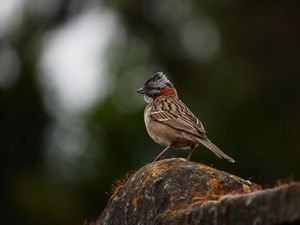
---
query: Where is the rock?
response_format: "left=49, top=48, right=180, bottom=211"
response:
left=96, top=158, right=300, bottom=225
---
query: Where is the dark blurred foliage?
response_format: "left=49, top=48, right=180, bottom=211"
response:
left=0, top=0, right=299, bottom=225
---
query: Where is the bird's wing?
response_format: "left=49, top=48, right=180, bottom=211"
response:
left=150, top=97, right=206, bottom=138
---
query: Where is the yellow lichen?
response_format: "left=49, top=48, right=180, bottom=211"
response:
left=242, top=184, right=251, bottom=193
left=131, top=196, right=138, bottom=208
left=196, top=163, right=212, bottom=171
left=146, top=164, right=162, bottom=176
left=208, top=178, right=219, bottom=189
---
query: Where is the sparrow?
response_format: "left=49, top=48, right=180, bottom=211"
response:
left=136, top=72, right=235, bottom=163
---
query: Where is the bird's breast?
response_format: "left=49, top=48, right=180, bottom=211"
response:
left=144, top=104, right=196, bottom=148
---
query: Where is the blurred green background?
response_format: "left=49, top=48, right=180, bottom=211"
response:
left=0, top=0, right=299, bottom=224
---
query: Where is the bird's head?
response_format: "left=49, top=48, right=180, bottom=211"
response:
left=136, top=72, right=176, bottom=103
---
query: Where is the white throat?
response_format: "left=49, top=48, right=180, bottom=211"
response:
left=144, top=95, right=153, bottom=103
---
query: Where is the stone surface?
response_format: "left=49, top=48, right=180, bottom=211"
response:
left=96, top=158, right=300, bottom=225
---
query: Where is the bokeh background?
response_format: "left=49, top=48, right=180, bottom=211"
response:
left=0, top=0, right=299, bottom=224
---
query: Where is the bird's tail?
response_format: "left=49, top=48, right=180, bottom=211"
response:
left=196, top=137, right=235, bottom=163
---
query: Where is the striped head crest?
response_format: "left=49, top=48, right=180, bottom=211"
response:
left=136, top=72, right=174, bottom=103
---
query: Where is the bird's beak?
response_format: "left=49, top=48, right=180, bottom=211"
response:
left=136, top=87, right=145, bottom=94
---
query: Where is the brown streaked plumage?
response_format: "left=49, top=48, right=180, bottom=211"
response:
left=136, top=72, right=235, bottom=163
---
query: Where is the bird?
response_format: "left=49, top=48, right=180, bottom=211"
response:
left=136, top=72, right=235, bottom=163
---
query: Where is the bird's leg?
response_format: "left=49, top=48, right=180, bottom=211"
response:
left=187, top=145, right=196, bottom=160
left=153, top=146, right=171, bottom=162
